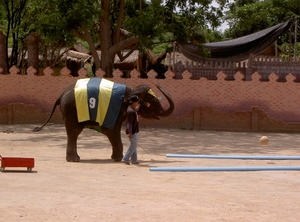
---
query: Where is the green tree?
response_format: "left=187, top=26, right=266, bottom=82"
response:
left=224, top=0, right=300, bottom=39
left=34, top=0, right=228, bottom=77
left=22, top=0, right=86, bottom=68
left=1, top=0, right=229, bottom=76
left=0, top=0, right=29, bottom=69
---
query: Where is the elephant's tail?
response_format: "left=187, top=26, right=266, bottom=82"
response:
left=32, top=97, right=61, bottom=132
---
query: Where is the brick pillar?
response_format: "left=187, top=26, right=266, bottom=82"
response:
left=0, top=31, right=7, bottom=74
left=251, top=106, right=259, bottom=132
left=245, top=68, right=254, bottom=81
left=26, top=32, right=39, bottom=73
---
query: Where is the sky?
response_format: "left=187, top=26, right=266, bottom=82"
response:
left=219, top=21, right=229, bottom=32
left=212, top=0, right=232, bottom=31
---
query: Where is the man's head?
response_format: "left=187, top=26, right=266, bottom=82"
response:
left=129, top=95, right=139, bottom=109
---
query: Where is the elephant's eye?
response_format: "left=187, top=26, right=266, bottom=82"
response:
left=143, top=102, right=151, bottom=107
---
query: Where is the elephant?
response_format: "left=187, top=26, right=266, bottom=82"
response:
left=33, top=77, right=174, bottom=162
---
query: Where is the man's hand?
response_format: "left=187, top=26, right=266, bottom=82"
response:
left=128, top=134, right=133, bottom=139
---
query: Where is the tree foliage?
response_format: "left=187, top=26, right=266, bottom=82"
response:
left=0, top=0, right=230, bottom=76
left=224, top=0, right=300, bottom=39
left=0, top=0, right=29, bottom=68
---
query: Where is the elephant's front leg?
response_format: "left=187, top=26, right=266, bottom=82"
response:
left=65, top=123, right=83, bottom=162
left=104, top=126, right=124, bottom=162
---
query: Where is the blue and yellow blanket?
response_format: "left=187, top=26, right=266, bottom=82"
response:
left=74, top=78, right=126, bottom=129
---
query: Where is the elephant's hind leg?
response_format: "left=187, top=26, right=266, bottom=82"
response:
left=65, top=123, right=83, bottom=162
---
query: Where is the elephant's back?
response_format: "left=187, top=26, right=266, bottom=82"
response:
left=60, top=83, right=76, bottom=112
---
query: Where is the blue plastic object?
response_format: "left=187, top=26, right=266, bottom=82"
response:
left=166, top=154, right=300, bottom=160
left=149, top=166, right=300, bottom=172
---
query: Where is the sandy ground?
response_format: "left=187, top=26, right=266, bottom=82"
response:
left=1, top=124, right=300, bottom=222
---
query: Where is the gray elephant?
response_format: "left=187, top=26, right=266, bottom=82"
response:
left=33, top=77, right=174, bottom=162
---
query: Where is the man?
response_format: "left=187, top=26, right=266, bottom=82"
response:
left=122, top=95, right=140, bottom=165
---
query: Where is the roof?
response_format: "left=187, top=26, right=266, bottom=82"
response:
left=66, top=50, right=91, bottom=61
left=177, top=20, right=292, bottom=62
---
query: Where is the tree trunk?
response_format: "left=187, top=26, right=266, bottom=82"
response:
left=27, top=32, right=39, bottom=74
left=99, top=24, right=115, bottom=77
left=72, top=27, right=101, bottom=71
left=99, top=0, right=114, bottom=77
left=137, top=52, right=148, bottom=78
left=101, top=50, right=115, bottom=78
left=0, top=31, right=8, bottom=74
left=82, top=27, right=101, bottom=71
left=99, top=0, right=140, bottom=77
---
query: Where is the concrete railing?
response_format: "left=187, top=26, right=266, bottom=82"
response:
left=1, top=64, right=300, bottom=131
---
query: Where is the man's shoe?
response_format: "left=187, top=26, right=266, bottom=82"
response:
left=131, top=161, right=140, bottom=164
left=122, top=160, right=130, bottom=165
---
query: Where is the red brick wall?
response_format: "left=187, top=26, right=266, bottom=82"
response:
left=1, top=65, right=300, bottom=127
left=140, top=106, right=300, bottom=132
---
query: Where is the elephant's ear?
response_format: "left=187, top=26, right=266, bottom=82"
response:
left=123, top=96, right=130, bottom=104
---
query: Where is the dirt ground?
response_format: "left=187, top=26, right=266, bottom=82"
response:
left=1, top=124, right=300, bottom=222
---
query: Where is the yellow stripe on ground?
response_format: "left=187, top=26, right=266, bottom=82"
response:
left=96, top=78, right=114, bottom=125
left=75, top=78, right=90, bottom=122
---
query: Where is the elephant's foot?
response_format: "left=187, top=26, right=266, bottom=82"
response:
left=66, top=154, right=80, bottom=162
left=111, top=154, right=123, bottom=162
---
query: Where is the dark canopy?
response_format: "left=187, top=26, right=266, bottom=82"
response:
left=177, top=20, right=292, bottom=62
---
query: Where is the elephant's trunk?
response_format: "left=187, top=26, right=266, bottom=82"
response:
left=156, top=84, right=175, bottom=117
